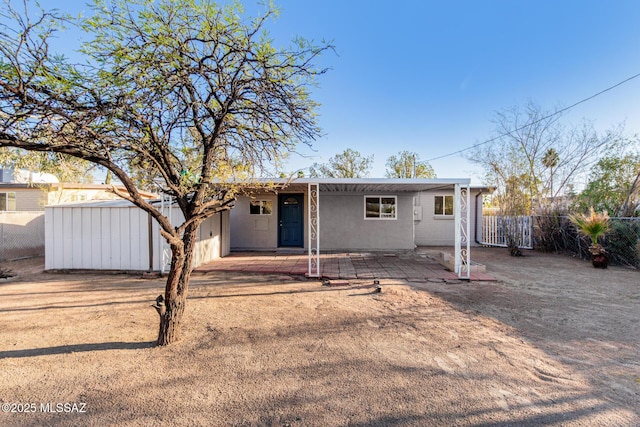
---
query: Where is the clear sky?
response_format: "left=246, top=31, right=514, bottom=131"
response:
left=28, top=1, right=640, bottom=182
left=262, top=0, right=640, bottom=182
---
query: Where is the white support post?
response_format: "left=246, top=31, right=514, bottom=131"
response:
left=454, top=183, right=471, bottom=279
left=160, top=193, right=173, bottom=275
left=454, top=184, right=461, bottom=275
left=459, top=185, right=471, bottom=279
left=308, top=183, right=320, bottom=277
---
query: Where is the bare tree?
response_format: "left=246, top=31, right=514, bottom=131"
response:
left=309, top=148, right=373, bottom=178
left=470, top=101, right=622, bottom=215
left=0, top=0, right=331, bottom=345
left=385, top=150, right=436, bottom=178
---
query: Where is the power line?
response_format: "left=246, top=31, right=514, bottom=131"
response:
left=426, top=71, right=640, bottom=162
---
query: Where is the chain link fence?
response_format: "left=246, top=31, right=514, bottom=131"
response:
left=534, top=215, right=640, bottom=268
left=0, top=212, right=45, bottom=261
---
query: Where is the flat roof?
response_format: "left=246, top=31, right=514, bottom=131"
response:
left=268, top=177, right=487, bottom=193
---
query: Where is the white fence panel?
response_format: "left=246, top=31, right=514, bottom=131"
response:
left=482, top=215, right=533, bottom=249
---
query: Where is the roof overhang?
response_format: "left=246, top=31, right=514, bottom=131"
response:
left=263, top=178, right=476, bottom=193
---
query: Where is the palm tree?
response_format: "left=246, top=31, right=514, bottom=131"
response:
left=542, top=148, right=559, bottom=204
left=569, top=207, right=610, bottom=268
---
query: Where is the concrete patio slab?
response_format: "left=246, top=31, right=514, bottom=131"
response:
left=195, top=251, right=496, bottom=281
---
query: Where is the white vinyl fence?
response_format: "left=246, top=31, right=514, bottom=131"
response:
left=482, top=215, right=534, bottom=249
left=0, top=211, right=45, bottom=260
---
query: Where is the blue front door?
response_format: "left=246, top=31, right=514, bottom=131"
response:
left=278, top=194, right=304, bottom=247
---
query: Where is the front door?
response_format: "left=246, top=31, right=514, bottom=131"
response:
left=278, top=194, right=304, bottom=247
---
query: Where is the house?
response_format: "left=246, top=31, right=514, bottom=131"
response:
left=0, top=182, right=157, bottom=211
left=1, top=167, right=158, bottom=260
left=230, top=178, right=492, bottom=278
left=0, top=167, right=156, bottom=211
left=43, top=178, right=491, bottom=279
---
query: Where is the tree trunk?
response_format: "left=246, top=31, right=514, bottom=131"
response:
left=154, top=223, right=200, bottom=346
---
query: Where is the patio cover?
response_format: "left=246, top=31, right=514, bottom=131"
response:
left=272, top=178, right=472, bottom=280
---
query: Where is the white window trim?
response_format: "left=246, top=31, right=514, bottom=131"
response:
left=434, top=195, right=454, bottom=217
left=364, top=195, right=397, bottom=220
left=249, top=200, right=273, bottom=215
left=0, top=191, right=16, bottom=211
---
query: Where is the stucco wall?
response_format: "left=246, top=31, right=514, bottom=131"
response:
left=413, top=189, right=485, bottom=246
left=230, top=192, right=415, bottom=251
left=230, top=194, right=277, bottom=250
left=230, top=193, right=307, bottom=250
left=230, top=188, right=484, bottom=251
left=0, top=211, right=44, bottom=260
left=13, top=188, right=46, bottom=211
left=319, top=192, right=415, bottom=250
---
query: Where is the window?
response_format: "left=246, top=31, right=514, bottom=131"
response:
left=434, top=195, right=454, bottom=216
left=70, top=194, right=87, bottom=202
left=0, top=192, right=16, bottom=211
left=282, top=197, right=299, bottom=205
left=365, top=196, right=397, bottom=219
left=250, top=200, right=272, bottom=215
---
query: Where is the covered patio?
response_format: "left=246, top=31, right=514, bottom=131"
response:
left=195, top=250, right=495, bottom=281
left=265, top=178, right=476, bottom=279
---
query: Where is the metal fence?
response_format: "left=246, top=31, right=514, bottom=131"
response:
left=0, top=211, right=45, bottom=261
left=534, top=215, right=640, bottom=268
left=482, top=215, right=534, bottom=249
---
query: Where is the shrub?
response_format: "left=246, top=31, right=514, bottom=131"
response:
left=569, top=208, right=610, bottom=246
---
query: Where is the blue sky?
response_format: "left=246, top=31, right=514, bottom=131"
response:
left=262, top=0, right=640, bottom=182
left=33, top=1, right=640, bottom=182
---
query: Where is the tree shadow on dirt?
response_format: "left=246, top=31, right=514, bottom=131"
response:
left=0, top=341, right=154, bottom=359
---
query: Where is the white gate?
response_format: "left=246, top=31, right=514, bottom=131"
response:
left=482, top=215, right=533, bottom=249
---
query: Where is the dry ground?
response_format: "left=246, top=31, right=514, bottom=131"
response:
left=0, top=248, right=638, bottom=426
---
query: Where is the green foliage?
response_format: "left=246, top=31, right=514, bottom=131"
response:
left=569, top=207, right=610, bottom=245
left=309, top=148, right=373, bottom=178
left=573, top=153, right=640, bottom=216
left=605, top=220, right=640, bottom=267
left=385, top=150, right=436, bottom=178
left=542, top=148, right=559, bottom=169
left=0, top=0, right=331, bottom=198
left=0, top=0, right=332, bottom=344
left=0, top=148, right=95, bottom=183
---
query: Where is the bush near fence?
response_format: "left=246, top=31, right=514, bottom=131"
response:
left=0, top=211, right=45, bottom=261
left=534, top=215, right=640, bottom=268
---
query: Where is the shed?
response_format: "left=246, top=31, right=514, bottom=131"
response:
left=45, top=199, right=230, bottom=272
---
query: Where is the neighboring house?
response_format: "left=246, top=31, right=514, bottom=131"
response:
left=0, top=166, right=157, bottom=211
left=1, top=167, right=156, bottom=261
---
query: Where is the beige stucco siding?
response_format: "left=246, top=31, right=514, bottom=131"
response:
left=13, top=188, right=47, bottom=211
left=318, top=193, right=415, bottom=250
left=230, top=193, right=307, bottom=250
left=413, top=189, right=485, bottom=246
left=230, top=192, right=415, bottom=251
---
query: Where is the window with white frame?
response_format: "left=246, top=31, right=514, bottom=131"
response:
left=434, top=195, right=454, bottom=216
left=249, top=200, right=272, bottom=215
left=0, top=192, right=16, bottom=211
left=365, top=196, right=397, bottom=219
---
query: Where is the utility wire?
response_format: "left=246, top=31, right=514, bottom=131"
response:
left=426, top=71, right=640, bottom=162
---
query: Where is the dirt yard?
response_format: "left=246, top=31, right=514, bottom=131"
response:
left=0, top=248, right=638, bottom=426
